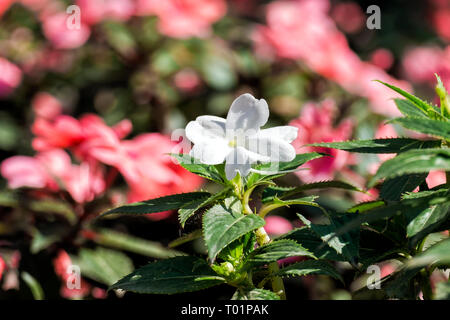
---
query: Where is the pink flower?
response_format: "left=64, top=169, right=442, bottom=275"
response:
left=53, top=250, right=91, bottom=299
left=136, top=0, right=227, bottom=38
left=42, top=12, right=91, bottom=49
left=1, top=149, right=106, bottom=203
left=119, top=134, right=203, bottom=219
left=1, top=156, right=49, bottom=189
left=0, top=256, right=5, bottom=282
left=402, top=46, right=449, bottom=83
left=264, top=216, right=293, bottom=236
left=370, top=49, right=394, bottom=71
left=426, top=171, right=446, bottom=189
left=253, top=0, right=411, bottom=117
left=76, top=0, right=135, bottom=25
left=0, top=57, right=22, bottom=97
left=32, top=116, right=84, bottom=151
left=289, top=99, right=354, bottom=182
left=32, top=92, right=63, bottom=120
left=331, top=1, right=365, bottom=34
left=174, top=69, right=201, bottom=93
left=0, top=0, right=13, bottom=18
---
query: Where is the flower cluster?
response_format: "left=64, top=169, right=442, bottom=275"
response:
left=1, top=92, right=202, bottom=219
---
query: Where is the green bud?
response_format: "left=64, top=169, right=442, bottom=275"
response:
left=435, top=74, right=450, bottom=118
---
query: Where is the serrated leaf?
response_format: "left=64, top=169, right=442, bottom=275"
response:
left=369, top=148, right=450, bottom=187
left=92, top=229, right=184, bottom=259
left=73, top=247, right=134, bottom=286
left=262, top=181, right=364, bottom=203
left=246, top=152, right=325, bottom=186
left=390, top=117, right=450, bottom=141
left=242, top=240, right=315, bottom=271
left=203, top=203, right=266, bottom=262
left=309, top=138, right=441, bottom=154
left=110, top=256, right=225, bottom=294
left=272, top=260, right=343, bottom=282
left=376, top=80, right=444, bottom=119
left=299, top=214, right=360, bottom=265
left=179, top=188, right=230, bottom=227
left=394, top=99, right=428, bottom=118
left=406, top=238, right=450, bottom=269
left=171, top=154, right=225, bottom=183
left=102, top=192, right=210, bottom=216
left=232, top=288, right=280, bottom=300
left=347, top=201, right=385, bottom=213
left=277, top=227, right=346, bottom=261
left=380, top=173, right=428, bottom=201
left=406, top=203, right=450, bottom=238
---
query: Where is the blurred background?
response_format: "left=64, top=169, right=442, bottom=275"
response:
left=0, top=0, right=449, bottom=300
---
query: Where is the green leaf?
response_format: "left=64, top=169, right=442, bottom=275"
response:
left=232, top=288, right=281, bottom=300
left=376, top=80, right=444, bottom=119
left=309, top=138, right=441, bottom=154
left=178, top=188, right=230, bottom=227
left=406, top=203, right=450, bottom=238
left=435, top=73, right=450, bottom=118
left=91, top=229, right=184, bottom=259
left=347, top=201, right=385, bottom=213
left=21, top=272, right=45, bottom=300
left=73, top=247, right=134, bottom=286
left=380, top=173, right=428, bottom=201
left=262, top=181, right=363, bottom=203
left=394, top=99, right=428, bottom=118
left=242, top=240, right=315, bottom=271
left=272, top=260, right=343, bottom=282
left=110, top=256, right=225, bottom=294
left=169, top=230, right=203, bottom=248
left=298, top=214, right=360, bottom=265
left=369, top=148, right=450, bottom=187
left=406, top=238, right=450, bottom=269
left=390, top=117, right=450, bottom=141
left=203, top=202, right=266, bottom=262
left=171, top=154, right=225, bottom=183
left=246, top=152, right=325, bottom=186
left=101, top=192, right=210, bottom=216
left=277, top=227, right=346, bottom=261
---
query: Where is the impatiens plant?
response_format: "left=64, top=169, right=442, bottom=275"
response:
left=103, top=77, right=450, bottom=300
left=102, top=93, right=362, bottom=300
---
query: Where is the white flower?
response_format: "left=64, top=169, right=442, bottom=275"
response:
left=185, top=93, right=298, bottom=180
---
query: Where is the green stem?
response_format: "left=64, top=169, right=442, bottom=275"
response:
left=255, top=226, right=286, bottom=300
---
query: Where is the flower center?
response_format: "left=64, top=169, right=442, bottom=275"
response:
left=228, top=138, right=237, bottom=147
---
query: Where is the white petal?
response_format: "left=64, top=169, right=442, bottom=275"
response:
left=189, top=140, right=230, bottom=165
left=258, top=126, right=298, bottom=143
left=226, top=93, right=269, bottom=134
left=225, top=147, right=252, bottom=180
left=246, top=135, right=296, bottom=163
left=185, top=115, right=226, bottom=145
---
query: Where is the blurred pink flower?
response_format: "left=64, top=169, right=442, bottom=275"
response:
left=32, top=116, right=84, bottom=151
left=253, top=0, right=411, bottom=117
left=0, top=57, right=22, bottom=97
left=430, top=0, right=450, bottom=42
left=1, top=156, right=49, bottom=189
left=289, top=99, right=354, bottom=182
left=42, top=12, right=91, bottom=49
left=0, top=256, right=5, bottom=282
left=136, top=0, right=227, bottom=38
left=174, top=69, right=201, bottom=92
left=53, top=250, right=91, bottom=299
left=370, top=48, right=394, bottom=71
left=331, top=1, right=365, bottom=34
left=426, top=170, right=446, bottom=189
left=32, top=92, right=63, bottom=120
left=402, top=46, right=450, bottom=89
left=76, top=0, right=135, bottom=25
left=1, top=149, right=106, bottom=203
left=0, top=0, right=13, bottom=17
left=353, top=188, right=379, bottom=203
left=118, top=133, right=203, bottom=220
left=264, top=216, right=293, bottom=236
